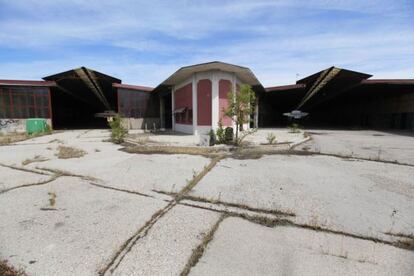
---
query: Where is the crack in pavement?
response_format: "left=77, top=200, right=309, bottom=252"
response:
left=179, top=201, right=414, bottom=252
left=0, top=175, right=60, bottom=194
left=0, top=162, right=51, bottom=175
left=180, top=214, right=227, bottom=276
left=99, top=155, right=225, bottom=275
left=153, top=190, right=295, bottom=217
left=290, top=150, right=414, bottom=167
left=88, top=182, right=153, bottom=198
left=99, top=202, right=176, bottom=275
left=0, top=165, right=154, bottom=200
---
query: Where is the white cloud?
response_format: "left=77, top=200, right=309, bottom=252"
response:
left=0, top=0, right=413, bottom=86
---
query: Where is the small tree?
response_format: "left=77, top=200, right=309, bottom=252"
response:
left=108, top=114, right=128, bottom=144
left=224, top=84, right=256, bottom=145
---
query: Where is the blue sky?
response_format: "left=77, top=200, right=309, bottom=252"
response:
left=0, top=0, right=413, bottom=87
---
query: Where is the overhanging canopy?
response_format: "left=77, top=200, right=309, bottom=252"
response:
left=43, top=67, right=121, bottom=110
left=297, top=67, right=372, bottom=110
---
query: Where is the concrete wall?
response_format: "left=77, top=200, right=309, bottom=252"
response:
left=117, top=88, right=161, bottom=130
left=121, top=117, right=160, bottom=131
left=0, top=118, right=52, bottom=134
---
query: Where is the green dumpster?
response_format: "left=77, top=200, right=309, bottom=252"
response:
left=26, top=118, right=47, bottom=135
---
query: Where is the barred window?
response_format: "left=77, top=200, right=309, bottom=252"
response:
left=118, top=89, right=150, bottom=118
left=0, top=87, right=51, bottom=119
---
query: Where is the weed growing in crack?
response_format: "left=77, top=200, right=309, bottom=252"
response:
left=22, top=155, right=49, bottom=166
left=180, top=214, right=227, bottom=276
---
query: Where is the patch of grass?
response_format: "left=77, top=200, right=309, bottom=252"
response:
left=56, top=145, right=86, bottom=159
left=0, top=132, right=27, bottom=145
left=0, top=259, right=27, bottom=276
left=0, top=130, right=53, bottom=146
left=22, top=155, right=49, bottom=166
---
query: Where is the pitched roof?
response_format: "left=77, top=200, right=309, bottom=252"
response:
left=156, top=61, right=262, bottom=88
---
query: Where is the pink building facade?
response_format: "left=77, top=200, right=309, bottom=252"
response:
left=171, top=70, right=250, bottom=135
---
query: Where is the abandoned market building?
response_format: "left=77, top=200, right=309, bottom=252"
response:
left=1, top=61, right=413, bottom=134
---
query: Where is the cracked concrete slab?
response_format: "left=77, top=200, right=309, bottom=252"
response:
left=1, top=129, right=414, bottom=275
left=297, top=129, right=414, bottom=165
left=190, top=217, right=414, bottom=276
left=0, top=144, right=58, bottom=165
left=3, top=130, right=212, bottom=195
left=190, top=155, right=414, bottom=243
left=0, top=165, right=52, bottom=192
left=112, top=205, right=221, bottom=276
left=31, top=152, right=212, bottom=195
left=0, top=176, right=166, bottom=276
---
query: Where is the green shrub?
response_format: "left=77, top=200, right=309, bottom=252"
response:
left=108, top=115, right=128, bottom=144
left=224, top=127, right=234, bottom=143
left=288, top=123, right=301, bottom=133
left=216, top=121, right=225, bottom=144
left=266, top=132, right=277, bottom=144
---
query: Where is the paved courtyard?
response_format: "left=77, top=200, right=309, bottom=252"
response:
left=0, top=129, right=413, bottom=275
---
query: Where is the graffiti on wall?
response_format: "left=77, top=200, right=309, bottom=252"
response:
left=0, top=119, right=18, bottom=128
left=0, top=119, right=24, bottom=133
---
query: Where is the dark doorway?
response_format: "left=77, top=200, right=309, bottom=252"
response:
left=163, top=93, right=172, bottom=129
left=50, top=87, right=108, bottom=129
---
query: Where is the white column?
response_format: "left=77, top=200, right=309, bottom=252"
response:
left=255, top=96, right=259, bottom=128
left=211, top=71, right=219, bottom=130
left=192, top=73, right=198, bottom=135
left=231, top=73, right=237, bottom=130
left=171, top=86, right=175, bottom=131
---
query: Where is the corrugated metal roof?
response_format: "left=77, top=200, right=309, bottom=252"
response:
left=0, top=79, right=56, bottom=87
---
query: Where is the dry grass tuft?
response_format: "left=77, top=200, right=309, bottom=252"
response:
left=0, top=259, right=27, bottom=276
left=0, top=132, right=28, bottom=145
left=48, top=192, right=57, bottom=207
left=22, top=155, right=49, bottom=166
left=56, top=146, right=86, bottom=159
left=121, top=145, right=224, bottom=158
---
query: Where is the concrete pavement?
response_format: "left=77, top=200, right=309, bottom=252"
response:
left=0, top=129, right=413, bottom=275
